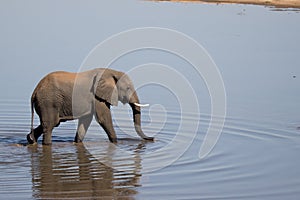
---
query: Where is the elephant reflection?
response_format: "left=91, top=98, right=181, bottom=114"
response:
left=28, top=142, right=143, bottom=199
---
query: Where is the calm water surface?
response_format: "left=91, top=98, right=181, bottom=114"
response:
left=1, top=0, right=300, bottom=199
left=0, top=98, right=300, bottom=199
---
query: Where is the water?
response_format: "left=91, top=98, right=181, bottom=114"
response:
left=1, top=98, right=300, bottom=199
left=1, top=0, right=300, bottom=199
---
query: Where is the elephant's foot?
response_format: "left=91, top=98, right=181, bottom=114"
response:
left=42, top=132, right=52, bottom=145
left=108, top=137, right=117, bottom=143
left=143, top=136, right=154, bottom=141
left=74, top=134, right=84, bottom=143
left=27, top=134, right=36, bottom=144
left=74, top=140, right=83, bottom=143
left=73, top=141, right=84, bottom=146
left=42, top=141, right=52, bottom=145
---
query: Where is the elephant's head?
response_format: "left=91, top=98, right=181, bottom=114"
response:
left=94, top=69, right=153, bottom=141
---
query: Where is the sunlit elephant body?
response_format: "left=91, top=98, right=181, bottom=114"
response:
left=27, top=68, right=153, bottom=145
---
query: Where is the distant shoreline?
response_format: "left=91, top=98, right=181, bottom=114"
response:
left=151, top=0, right=300, bottom=9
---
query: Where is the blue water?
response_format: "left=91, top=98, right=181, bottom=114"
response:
left=0, top=0, right=300, bottom=199
left=0, top=99, right=300, bottom=199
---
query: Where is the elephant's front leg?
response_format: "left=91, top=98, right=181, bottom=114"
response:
left=74, top=115, right=93, bottom=143
left=94, top=101, right=117, bottom=143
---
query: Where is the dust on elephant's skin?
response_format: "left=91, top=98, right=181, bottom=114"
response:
left=27, top=68, right=153, bottom=145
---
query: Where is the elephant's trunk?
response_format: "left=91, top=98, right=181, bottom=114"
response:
left=129, top=92, right=153, bottom=141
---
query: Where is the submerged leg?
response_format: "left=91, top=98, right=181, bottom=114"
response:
left=41, top=114, right=59, bottom=145
left=27, top=125, right=43, bottom=144
left=74, top=115, right=93, bottom=143
left=42, top=122, right=55, bottom=145
left=94, top=101, right=117, bottom=143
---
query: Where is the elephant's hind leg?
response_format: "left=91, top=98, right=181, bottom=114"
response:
left=42, top=122, right=55, bottom=145
left=27, top=125, right=43, bottom=144
left=41, top=113, right=60, bottom=145
left=74, top=115, right=93, bottom=143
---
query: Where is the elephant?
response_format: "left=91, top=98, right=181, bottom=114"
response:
left=27, top=68, right=153, bottom=145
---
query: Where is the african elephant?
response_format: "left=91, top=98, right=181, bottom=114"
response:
left=27, top=68, right=153, bottom=145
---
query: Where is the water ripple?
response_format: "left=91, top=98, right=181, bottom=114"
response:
left=1, top=100, right=300, bottom=199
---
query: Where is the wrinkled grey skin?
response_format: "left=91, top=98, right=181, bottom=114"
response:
left=27, top=68, right=153, bottom=145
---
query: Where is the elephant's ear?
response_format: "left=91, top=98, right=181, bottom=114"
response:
left=95, top=74, right=118, bottom=106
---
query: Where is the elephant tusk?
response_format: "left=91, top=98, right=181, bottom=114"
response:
left=134, top=103, right=150, bottom=107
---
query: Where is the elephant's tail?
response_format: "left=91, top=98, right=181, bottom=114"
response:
left=30, top=94, right=35, bottom=134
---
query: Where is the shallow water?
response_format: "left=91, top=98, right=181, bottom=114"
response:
left=0, top=99, right=300, bottom=199
left=1, top=0, right=300, bottom=199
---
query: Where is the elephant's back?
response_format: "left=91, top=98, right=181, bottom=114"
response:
left=32, top=71, right=76, bottom=103
left=46, top=71, right=77, bottom=84
left=36, top=71, right=76, bottom=87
